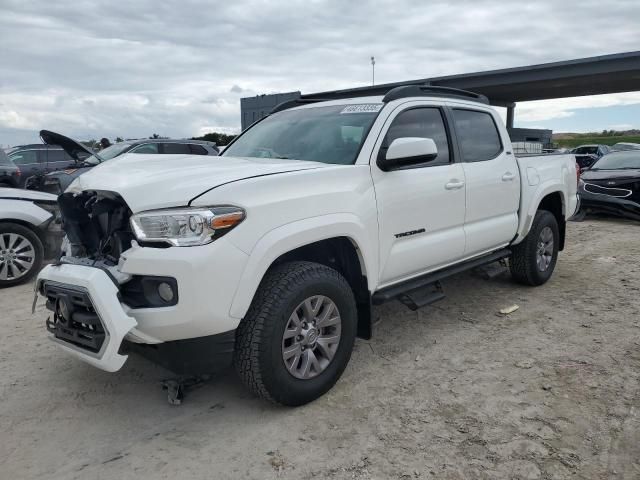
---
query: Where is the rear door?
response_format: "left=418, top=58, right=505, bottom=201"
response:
left=449, top=106, right=520, bottom=257
left=371, top=102, right=467, bottom=286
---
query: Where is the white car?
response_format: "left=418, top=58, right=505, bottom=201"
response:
left=0, top=188, right=61, bottom=287
left=36, top=86, right=579, bottom=405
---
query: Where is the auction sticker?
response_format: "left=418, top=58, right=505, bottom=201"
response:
left=340, top=104, right=383, bottom=114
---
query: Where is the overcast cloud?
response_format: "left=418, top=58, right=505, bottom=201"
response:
left=1, top=0, right=639, bottom=145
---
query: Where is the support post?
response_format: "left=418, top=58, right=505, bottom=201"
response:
left=506, top=104, right=515, bottom=130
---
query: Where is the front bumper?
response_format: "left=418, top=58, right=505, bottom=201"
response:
left=579, top=191, right=640, bottom=221
left=36, top=237, right=249, bottom=372
left=37, top=264, right=137, bottom=372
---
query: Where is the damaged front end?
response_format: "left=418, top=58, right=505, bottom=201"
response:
left=578, top=178, right=640, bottom=221
left=57, top=190, right=135, bottom=268
left=36, top=190, right=141, bottom=371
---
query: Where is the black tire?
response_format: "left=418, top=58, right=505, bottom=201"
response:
left=510, top=210, right=559, bottom=286
left=234, top=261, right=357, bottom=406
left=0, top=222, right=44, bottom=288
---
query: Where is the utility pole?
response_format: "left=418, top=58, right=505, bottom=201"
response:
left=371, top=56, right=376, bottom=85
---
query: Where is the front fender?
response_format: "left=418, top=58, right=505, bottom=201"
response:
left=228, top=213, right=377, bottom=319
left=0, top=199, right=53, bottom=226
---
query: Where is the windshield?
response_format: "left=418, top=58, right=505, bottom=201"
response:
left=85, top=142, right=131, bottom=165
left=574, top=146, right=598, bottom=155
left=592, top=151, right=640, bottom=170
left=223, top=104, right=382, bottom=165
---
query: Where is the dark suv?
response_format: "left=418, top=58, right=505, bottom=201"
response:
left=7, top=145, right=77, bottom=187
left=28, top=131, right=219, bottom=194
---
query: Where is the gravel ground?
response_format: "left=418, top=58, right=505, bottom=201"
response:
left=1, top=218, right=639, bottom=480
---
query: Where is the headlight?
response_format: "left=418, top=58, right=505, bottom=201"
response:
left=130, top=206, right=245, bottom=246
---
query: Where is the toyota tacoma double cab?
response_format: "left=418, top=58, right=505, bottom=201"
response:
left=36, top=85, right=579, bottom=406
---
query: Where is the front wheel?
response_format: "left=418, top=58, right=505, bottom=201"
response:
left=510, top=210, right=559, bottom=286
left=234, top=261, right=357, bottom=406
left=0, top=223, right=44, bottom=288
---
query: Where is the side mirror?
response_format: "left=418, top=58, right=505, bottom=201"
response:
left=378, top=137, right=438, bottom=171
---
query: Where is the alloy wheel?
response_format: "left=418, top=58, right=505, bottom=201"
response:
left=536, top=226, right=554, bottom=272
left=281, top=295, right=342, bottom=380
left=0, top=233, right=36, bottom=281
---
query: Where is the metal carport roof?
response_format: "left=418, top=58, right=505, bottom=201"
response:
left=304, top=51, right=640, bottom=107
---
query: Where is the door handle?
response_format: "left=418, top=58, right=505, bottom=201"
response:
left=502, top=172, right=516, bottom=181
left=445, top=180, right=465, bottom=190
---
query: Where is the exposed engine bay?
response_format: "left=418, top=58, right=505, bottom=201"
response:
left=58, top=191, right=135, bottom=265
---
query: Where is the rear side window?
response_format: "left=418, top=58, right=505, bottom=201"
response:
left=130, top=144, right=159, bottom=154
left=189, top=144, right=208, bottom=155
left=381, top=107, right=450, bottom=166
left=9, top=150, right=39, bottom=165
left=452, top=109, right=502, bottom=162
left=162, top=143, right=191, bottom=155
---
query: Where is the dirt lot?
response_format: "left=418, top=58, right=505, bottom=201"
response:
left=1, top=218, right=639, bottom=480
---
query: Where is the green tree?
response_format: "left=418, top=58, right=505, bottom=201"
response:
left=192, top=132, right=237, bottom=146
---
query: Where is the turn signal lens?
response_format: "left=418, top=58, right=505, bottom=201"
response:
left=211, top=211, right=245, bottom=229
left=130, top=206, right=245, bottom=246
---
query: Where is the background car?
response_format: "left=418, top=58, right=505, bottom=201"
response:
left=611, top=142, right=640, bottom=151
left=578, top=150, right=640, bottom=221
left=7, top=145, right=77, bottom=187
left=0, top=149, right=21, bottom=188
left=0, top=188, right=62, bottom=287
left=27, top=131, right=219, bottom=194
left=570, top=144, right=611, bottom=170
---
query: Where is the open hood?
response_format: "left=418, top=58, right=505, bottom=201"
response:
left=40, top=130, right=100, bottom=162
left=69, top=153, right=327, bottom=212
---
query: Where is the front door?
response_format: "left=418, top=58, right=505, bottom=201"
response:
left=371, top=103, right=467, bottom=286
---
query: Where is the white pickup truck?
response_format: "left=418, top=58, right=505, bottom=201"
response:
left=36, top=86, right=579, bottom=406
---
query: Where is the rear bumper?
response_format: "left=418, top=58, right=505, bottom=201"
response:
left=37, top=264, right=137, bottom=372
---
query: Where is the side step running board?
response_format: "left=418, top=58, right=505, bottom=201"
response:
left=372, top=248, right=511, bottom=308
left=398, top=281, right=445, bottom=311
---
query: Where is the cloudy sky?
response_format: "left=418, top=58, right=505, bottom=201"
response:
left=1, top=0, right=639, bottom=146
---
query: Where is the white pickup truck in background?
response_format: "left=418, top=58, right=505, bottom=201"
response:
left=36, top=85, right=579, bottom=405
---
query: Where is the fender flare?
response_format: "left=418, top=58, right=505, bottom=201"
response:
left=228, top=213, right=377, bottom=319
left=513, top=181, right=567, bottom=245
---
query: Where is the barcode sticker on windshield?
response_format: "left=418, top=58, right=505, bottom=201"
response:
left=340, top=104, right=383, bottom=114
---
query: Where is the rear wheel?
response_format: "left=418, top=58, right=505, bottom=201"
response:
left=0, top=223, right=44, bottom=288
left=510, top=210, right=559, bottom=286
left=234, top=261, right=357, bottom=406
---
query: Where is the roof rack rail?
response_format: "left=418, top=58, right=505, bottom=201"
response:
left=271, top=98, right=326, bottom=114
left=382, top=85, right=489, bottom=104
left=270, top=84, right=488, bottom=114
